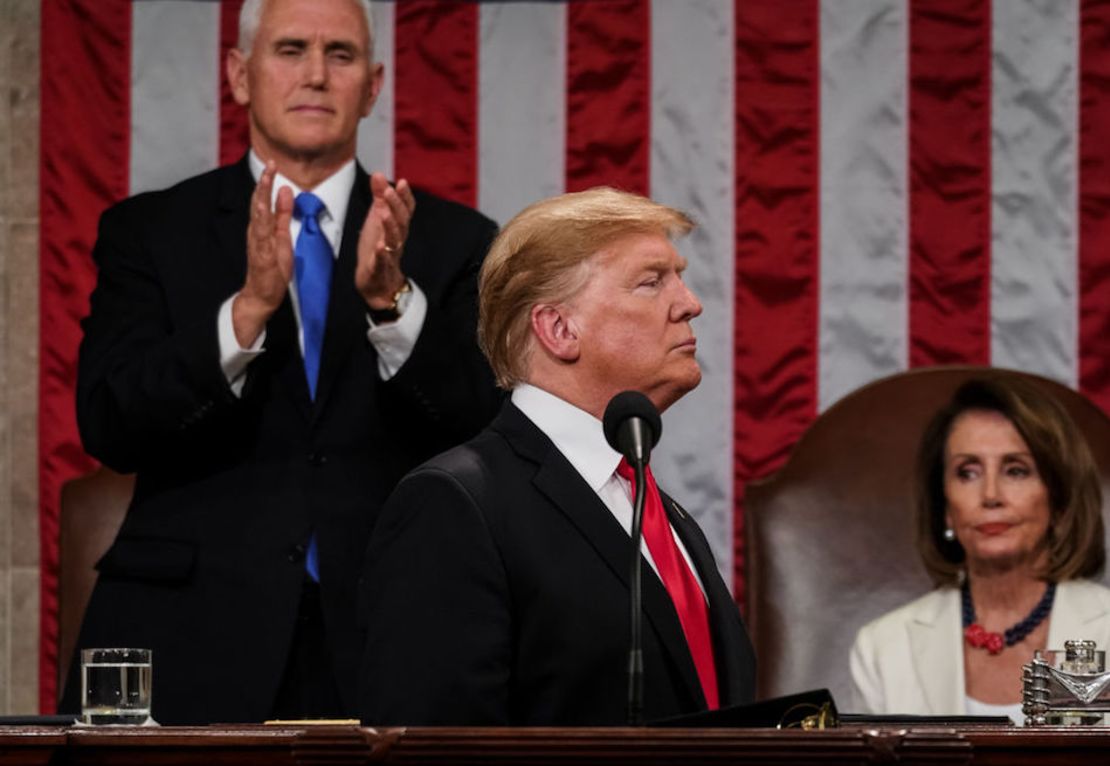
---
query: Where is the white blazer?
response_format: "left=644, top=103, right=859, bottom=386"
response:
left=849, top=579, right=1110, bottom=715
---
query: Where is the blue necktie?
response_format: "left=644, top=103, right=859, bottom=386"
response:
left=294, top=192, right=332, bottom=583
left=293, top=192, right=333, bottom=401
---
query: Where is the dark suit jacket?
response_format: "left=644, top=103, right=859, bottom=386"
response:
left=358, top=401, right=756, bottom=726
left=64, top=157, right=500, bottom=725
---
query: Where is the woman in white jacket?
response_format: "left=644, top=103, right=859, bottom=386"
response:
left=850, top=374, right=1110, bottom=721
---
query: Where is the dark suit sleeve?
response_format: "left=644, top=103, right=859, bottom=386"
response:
left=379, top=195, right=503, bottom=450
left=76, top=199, right=238, bottom=473
left=359, top=465, right=512, bottom=725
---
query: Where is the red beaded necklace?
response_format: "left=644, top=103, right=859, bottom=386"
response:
left=960, top=580, right=1056, bottom=655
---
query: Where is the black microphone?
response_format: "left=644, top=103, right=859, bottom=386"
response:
left=602, top=391, right=662, bottom=726
left=603, top=391, right=662, bottom=466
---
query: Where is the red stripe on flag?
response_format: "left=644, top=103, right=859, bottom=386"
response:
left=39, top=0, right=131, bottom=711
left=393, top=1, right=479, bottom=207
left=908, top=0, right=992, bottom=367
left=565, top=0, right=650, bottom=194
left=733, top=0, right=821, bottom=601
left=219, top=0, right=249, bottom=165
left=1080, top=0, right=1110, bottom=414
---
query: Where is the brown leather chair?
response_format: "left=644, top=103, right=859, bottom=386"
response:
left=57, top=467, right=135, bottom=697
left=744, top=366, right=1110, bottom=709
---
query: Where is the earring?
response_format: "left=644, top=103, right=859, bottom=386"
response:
left=943, top=528, right=956, bottom=542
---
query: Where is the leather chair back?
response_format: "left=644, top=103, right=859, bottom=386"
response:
left=57, top=467, right=134, bottom=698
left=744, top=366, right=1110, bottom=708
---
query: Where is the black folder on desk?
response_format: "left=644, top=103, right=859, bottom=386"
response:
left=838, top=713, right=1014, bottom=727
left=655, top=688, right=838, bottom=728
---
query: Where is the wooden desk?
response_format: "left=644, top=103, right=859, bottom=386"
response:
left=1, top=724, right=1108, bottom=765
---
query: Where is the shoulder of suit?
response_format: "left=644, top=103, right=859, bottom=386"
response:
left=103, top=163, right=242, bottom=222
left=1058, top=578, right=1110, bottom=597
left=410, top=186, right=498, bottom=232
left=856, top=587, right=957, bottom=642
left=408, top=424, right=509, bottom=491
left=860, top=581, right=1110, bottom=633
left=419, top=440, right=487, bottom=479
left=1057, top=579, right=1110, bottom=614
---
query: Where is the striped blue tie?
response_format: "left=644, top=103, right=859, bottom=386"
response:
left=294, top=192, right=332, bottom=583
left=293, top=192, right=333, bottom=401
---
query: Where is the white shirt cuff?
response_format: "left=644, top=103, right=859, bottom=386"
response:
left=218, top=295, right=266, bottom=397
left=367, top=279, right=427, bottom=380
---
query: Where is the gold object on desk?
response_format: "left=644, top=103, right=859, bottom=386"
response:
left=778, top=701, right=838, bottom=730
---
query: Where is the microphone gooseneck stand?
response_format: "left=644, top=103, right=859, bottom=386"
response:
left=627, top=456, right=646, bottom=727
left=602, top=392, right=661, bottom=727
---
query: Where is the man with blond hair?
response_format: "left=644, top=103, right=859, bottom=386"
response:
left=65, top=0, right=498, bottom=724
left=359, top=187, right=756, bottom=726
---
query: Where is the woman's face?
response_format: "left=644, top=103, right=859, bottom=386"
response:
left=943, top=409, right=1053, bottom=573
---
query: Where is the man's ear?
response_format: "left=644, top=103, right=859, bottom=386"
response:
left=227, top=48, right=251, bottom=107
left=362, top=62, right=385, bottom=118
left=531, top=304, right=580, bottom=363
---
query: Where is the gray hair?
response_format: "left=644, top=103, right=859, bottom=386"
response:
left=238, top=0, right=376, bottom=61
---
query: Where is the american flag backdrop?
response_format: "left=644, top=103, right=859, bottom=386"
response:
left=38, top=0, right=1110, bottom=710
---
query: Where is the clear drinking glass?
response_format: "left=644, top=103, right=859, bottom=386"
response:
left=80, top=648, right=153, bottom=725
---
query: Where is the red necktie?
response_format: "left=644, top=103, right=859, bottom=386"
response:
left=617, top=458, right=719, bottom=709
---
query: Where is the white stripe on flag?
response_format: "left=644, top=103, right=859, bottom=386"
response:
left=130, top=0, right=220, bottom=195
left=818, top=0, right=909, bottom=411
left=649, top=0, right=735, bottom=584
left=478, top=1, right=566, bottom=225
left=990, top=0, right=1079, bottom=387
left=359, top=1, right=395, bottom=178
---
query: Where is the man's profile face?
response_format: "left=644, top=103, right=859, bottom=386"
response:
left=227, top=0, right=382, bottom=169
left=565, top=233, right=704, bottom=413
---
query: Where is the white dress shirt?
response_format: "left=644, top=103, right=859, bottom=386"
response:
left=511, top=383, right=707, bottom=596
left=217, top=151, right=428, bottom=393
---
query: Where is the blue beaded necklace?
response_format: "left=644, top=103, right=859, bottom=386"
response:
left=960, top=580, right=1056, bottom=655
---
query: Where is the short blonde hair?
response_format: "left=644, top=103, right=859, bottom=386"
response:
left=478, top=187, right=694, bottom=389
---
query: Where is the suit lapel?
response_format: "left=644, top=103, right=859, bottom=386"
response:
left=494, top=404, right=706, bottom=709
left=310, top=165, right=372, bottom=418
left=908, top=589, right=964, bottom=714
left=213, top=158, right=253, bottom=290
left=665, top=495, right=752, bottom=707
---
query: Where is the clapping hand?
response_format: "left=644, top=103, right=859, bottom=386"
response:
left=355, top=173, right=416, bottom=310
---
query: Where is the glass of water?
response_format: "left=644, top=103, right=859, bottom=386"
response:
left=80, top=648, right=153, bottom=725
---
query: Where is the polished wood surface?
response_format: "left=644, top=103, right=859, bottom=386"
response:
left=2, top=724, right=1110, bottom=765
